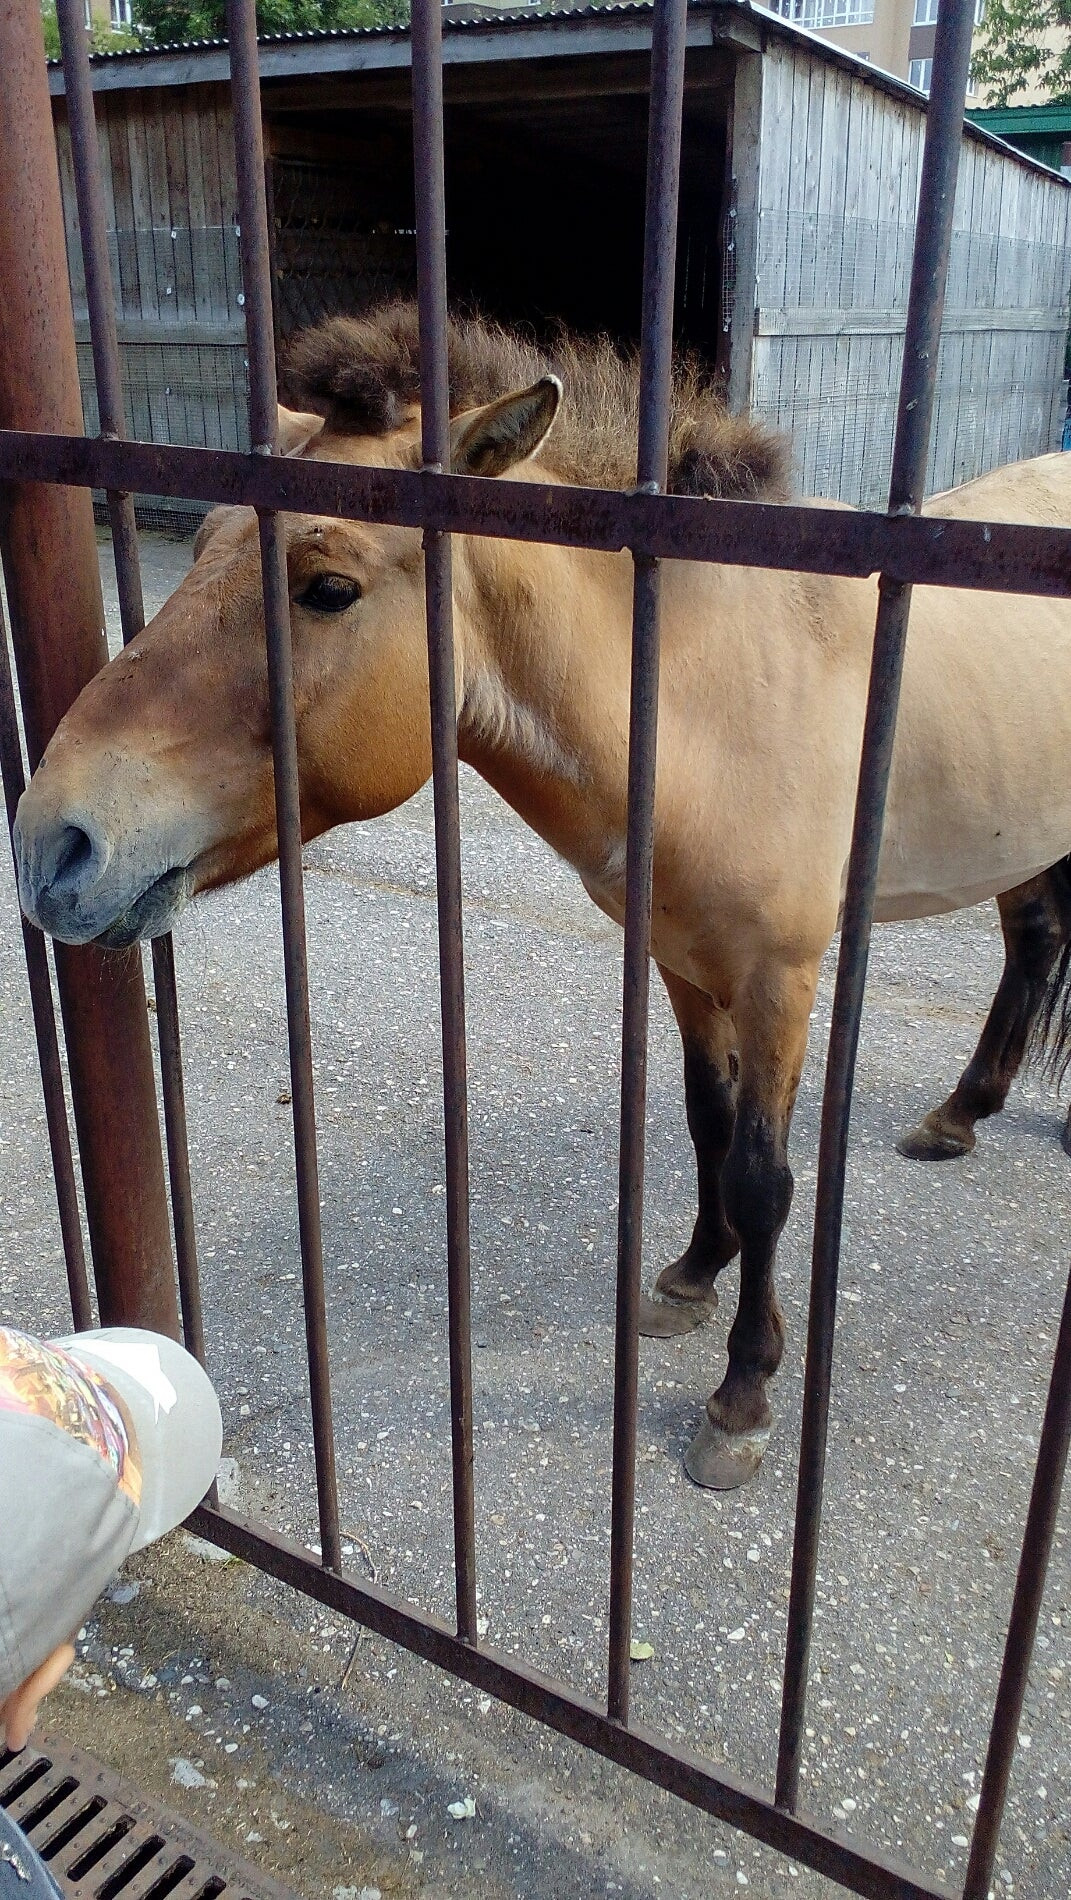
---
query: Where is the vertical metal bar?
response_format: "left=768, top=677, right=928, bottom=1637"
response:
left=152, top=934, right=207, bottom=1363
left=56, top=0, right=206, bottom=1363
left=961, top=1264, right=1071, bottom=1900
left=410, top=0, right=477, bottom=1646
left=775, top=0, right=975, bottom=1813
left=226, top=0, right=341, bottom=1570
left=606, top=0, right=689, bottom=1727
left=0, top=0, right=177, bottom=1337
left=0, top=595, right=91, bottom=1331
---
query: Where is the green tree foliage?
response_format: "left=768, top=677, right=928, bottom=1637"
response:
left=971, top=0, right=1071, bottom=106
left=130, top=0, right=408, bottom=45
left=41, top=2, right=141, bottom=56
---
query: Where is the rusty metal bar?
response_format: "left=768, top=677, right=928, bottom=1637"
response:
left=775, top=0, right=976, bottom=1815
left=55, top=0, right=205, bottom=1359
left=961, top=1261, right=1071, bottom=1900
left=607, top=0, right=688, bottom=1728
left=0, top=0, right=176, bottom=1336
left=410, top=0, right=478, bottom=1649
left=189, top=1500, right=951, bottom=1900
left=225, top=0, right=341, bottom=1569
left=0, top=594, right=91, bottom=1331
left=151, top=935, right=207, bottom=1365
left=1, top=431, right=1068, bottom=599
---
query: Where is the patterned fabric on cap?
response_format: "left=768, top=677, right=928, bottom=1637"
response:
left=0, top=1328, right=142, bottom=1507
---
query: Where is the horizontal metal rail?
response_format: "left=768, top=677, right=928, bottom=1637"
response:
left=188, top=1501, right=952, bottom=1900
left=0, top=430, right=1069, bottom=595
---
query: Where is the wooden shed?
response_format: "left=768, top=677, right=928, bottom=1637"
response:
left=48, top=0, right=1071, bottom=517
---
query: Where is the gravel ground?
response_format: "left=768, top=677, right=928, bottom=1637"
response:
left=1, top=530, right=1069, bottom=1900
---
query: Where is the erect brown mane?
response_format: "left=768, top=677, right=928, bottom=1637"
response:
left=281, top=302, right=791, bottom=502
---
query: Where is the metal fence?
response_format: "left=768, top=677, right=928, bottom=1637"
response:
left=0, top=2, right=1069, bottom=1898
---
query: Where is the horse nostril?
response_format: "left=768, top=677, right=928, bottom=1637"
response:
left=48, top=822, right=101, bottom=895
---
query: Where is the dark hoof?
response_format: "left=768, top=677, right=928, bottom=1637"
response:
left=683, top=1418, right=770, bottom=1491
left=638, top=1291, right=717, bottom=1338
left=1061, top=1115, right=1071, bottom=1160
left=896, top=1116, right=973, bottom=1162
left=654, top=1256, right=722, bottom=1304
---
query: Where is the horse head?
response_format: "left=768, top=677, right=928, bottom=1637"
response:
left=14, top=379, right=560, bottom=947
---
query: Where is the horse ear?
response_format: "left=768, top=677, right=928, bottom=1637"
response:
left=277, top=405, right=326, bottom=457
left=449, top=377, right=561, bottom=478
left=193, top=504, right=243, bottom=560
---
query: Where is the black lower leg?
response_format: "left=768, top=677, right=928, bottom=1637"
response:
left=899, top=874, right=1069, bottom=1160
left=683, top=1094, right=792, bottom=1490
left=640, top=975, right=739, bottom=1339
left=707, top=1098, right=791, bottom=1437
left=655, top=1038, right=739, bottom=1301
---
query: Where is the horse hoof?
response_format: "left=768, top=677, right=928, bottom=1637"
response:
left=654, top=1258, right=721, bottom=1305
left=683, top=1418, right=770, bottom=1491
left=1061, top=1116, right=1071, bottom=1160
left=896, top=1118, right=973, bottom=1162
left=637, top=1292, right=717, bottom=1338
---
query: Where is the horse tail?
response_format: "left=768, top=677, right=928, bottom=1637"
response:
left=1028, top=855, right=1071, bottom=1087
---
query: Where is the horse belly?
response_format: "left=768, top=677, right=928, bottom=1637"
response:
left=874, top=591, right=1071, bottom=920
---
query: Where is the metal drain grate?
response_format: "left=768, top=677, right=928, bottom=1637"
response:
left=0, top=1737, right=299, bottom=1900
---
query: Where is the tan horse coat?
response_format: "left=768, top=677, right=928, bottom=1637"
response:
left=13, top=388, right=1071, bottom=1486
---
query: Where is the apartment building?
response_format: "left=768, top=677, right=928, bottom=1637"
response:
left=759, top=0, right=985, bottom=96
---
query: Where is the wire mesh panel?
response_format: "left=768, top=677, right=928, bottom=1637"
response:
left=0, top=3, right=1069, bottom=1900
left=270, top=157, right=417, bottom=338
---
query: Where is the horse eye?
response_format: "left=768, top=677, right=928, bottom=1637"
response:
left=297, top=573, right=362, bottom=614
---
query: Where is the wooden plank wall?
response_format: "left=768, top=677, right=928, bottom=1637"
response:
left=53, top=83, right=249, bottom=482
left=749, top=40, right=1071, bottom=505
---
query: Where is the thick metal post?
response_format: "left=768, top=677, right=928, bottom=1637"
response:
left=0, top=0, right=177, bottom=1334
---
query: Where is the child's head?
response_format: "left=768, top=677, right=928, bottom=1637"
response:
left=0, top=1325, right=221, bottom=1745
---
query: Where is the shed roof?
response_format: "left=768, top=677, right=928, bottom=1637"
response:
left=44, top=0, right=1069, bottom=181
left=967, top=101, right=1071, bottom=139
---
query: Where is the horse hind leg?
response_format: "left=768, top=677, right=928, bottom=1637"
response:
left=898, top=867, right=1071, bottom=1161
left=684, top=957, right=816, bottom=1491
left=638, top=969, right=737, bottom=1340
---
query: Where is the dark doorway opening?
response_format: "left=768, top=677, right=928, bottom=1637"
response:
left=268, top=57, right=731, bottom=371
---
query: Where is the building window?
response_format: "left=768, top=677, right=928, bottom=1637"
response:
left=110, top=0, right=132, bottom=22
left=770, top=0, right=876, bottom=26
left=914, top=0, right=984, bottom=17
left=83, top=0, right=92, bottom=23
left=908, top=56, right=933, bottom=91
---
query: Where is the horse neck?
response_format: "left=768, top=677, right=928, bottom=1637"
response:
left=455, top=527, right=633, bottom=866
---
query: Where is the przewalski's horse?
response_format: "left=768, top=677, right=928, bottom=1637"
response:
left=14, top=306, right=1071, bottom=1490
left=897, top=864, right=1071, bottom=1163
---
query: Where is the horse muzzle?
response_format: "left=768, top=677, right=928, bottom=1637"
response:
left=14, top=794, right=194, bottom=947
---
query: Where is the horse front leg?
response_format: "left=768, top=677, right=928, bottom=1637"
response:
left=684, top=958, right=817, bottom=1492
left=898, top=869, right=1071, bottom=1161
left=638, top=968, right=738, bottom=1339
